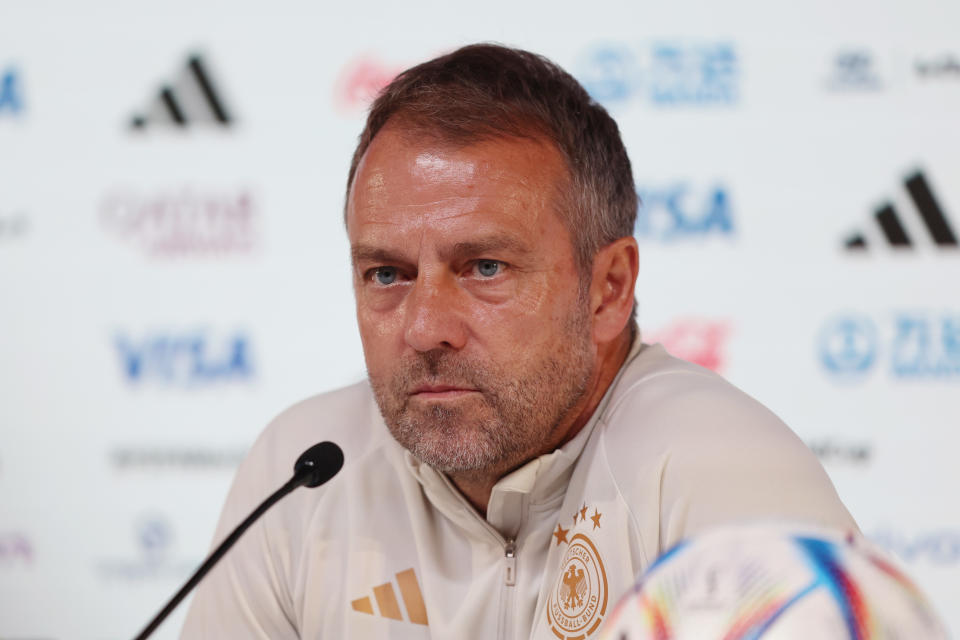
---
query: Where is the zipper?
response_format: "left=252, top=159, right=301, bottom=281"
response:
left=436, top=471, right=512, bottom=546
left=435, top=472, right=520, bottom=585
left=504, top=539, right=517, bottom=586
left=434, top=472, right=520, bottom=637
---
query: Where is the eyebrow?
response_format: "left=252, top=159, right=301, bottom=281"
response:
left=351, top=233, right=533, bottom=266
left=350, top=245, right=409, bottom=266
left=445, top=234, right=533, bottom=260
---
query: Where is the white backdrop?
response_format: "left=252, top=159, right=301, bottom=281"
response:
left=1, top=0, right=958, bottom=637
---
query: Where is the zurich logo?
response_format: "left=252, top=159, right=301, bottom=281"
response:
left=819, top=315, right=878, bottom=377
left=577, top=45, right=634, bottom=104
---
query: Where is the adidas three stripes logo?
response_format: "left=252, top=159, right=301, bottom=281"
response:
left=350, top=567, right=429, bottom=626
left=131, top=54, right=232, bottom=129
left=845, top=171, right=958, bottom=250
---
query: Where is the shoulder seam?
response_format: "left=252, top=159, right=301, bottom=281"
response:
left=596, top=416, right=651, bottom=566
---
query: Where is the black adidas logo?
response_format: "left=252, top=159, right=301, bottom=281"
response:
left=130, top=54, right=233, bottom=129
left=844, top=170, right=958, bottom=250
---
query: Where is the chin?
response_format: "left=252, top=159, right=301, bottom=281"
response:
left=393, top=419, right=507, bottom=474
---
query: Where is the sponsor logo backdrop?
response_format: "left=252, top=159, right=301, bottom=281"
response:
left=1, top=0, right=958, bottom=637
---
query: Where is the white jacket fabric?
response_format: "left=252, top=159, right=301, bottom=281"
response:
left=181, top=342, right=856, bottom=640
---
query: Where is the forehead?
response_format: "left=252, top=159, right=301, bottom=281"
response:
left=346, top=127, right=569, bottom=237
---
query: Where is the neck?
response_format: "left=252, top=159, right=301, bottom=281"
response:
left=449, top=329, right=634, bottom=516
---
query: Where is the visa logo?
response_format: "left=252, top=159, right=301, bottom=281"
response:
left=115, top=331, right=253, bottom=386
left=635, top=184, right=735, bottom=241
left=0, top=67, right=24, bottom=114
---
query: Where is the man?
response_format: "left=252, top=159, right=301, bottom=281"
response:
left=182, top=44, right=855, bottom=639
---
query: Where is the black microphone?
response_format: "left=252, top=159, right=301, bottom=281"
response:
left=132, top=441, right=344, bottom=640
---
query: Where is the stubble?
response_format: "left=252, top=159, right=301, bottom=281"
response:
left=369, top=305, right=595, bottom=475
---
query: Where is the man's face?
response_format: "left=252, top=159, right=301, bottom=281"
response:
left=347, top=127, right=597, bottom=476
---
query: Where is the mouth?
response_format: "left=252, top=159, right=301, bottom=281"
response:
left=410, top=384, right=480, bottom=400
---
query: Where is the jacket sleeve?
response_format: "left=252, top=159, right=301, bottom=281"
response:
left=602, top=369, right=858, bottom=555
left=179, top=421, right=300, bottom=639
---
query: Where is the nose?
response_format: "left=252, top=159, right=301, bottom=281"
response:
left=403, top=271, right=468, bottom=352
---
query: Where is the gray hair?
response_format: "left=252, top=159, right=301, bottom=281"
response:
left=346, top=44, right=638, bottom=328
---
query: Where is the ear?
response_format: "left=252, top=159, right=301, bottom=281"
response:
left=588, top=236, right=638, bottom=343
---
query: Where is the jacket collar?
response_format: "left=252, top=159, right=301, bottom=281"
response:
left=399, top=334, right=646, bottom=539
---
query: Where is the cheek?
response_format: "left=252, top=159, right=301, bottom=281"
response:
left=471, top=275, right=575, bottom=344
left=355, top=296, right=406, bottom=361
left=518, top=270, right=577, bottom=320
left=355, top=276, right=410, bottom=312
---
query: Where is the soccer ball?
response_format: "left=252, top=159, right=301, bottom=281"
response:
left=598, top=523, right=947, bottom=640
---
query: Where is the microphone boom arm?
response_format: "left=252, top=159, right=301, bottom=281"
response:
left=132, top=441, right=344, bottom=640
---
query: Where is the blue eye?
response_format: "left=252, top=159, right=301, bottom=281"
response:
left=476, top=260, right=501, bottom=277
left=374, top=267, right=397, bottom=285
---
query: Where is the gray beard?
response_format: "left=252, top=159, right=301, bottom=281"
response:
left=369, top=311, right=594, bottom=475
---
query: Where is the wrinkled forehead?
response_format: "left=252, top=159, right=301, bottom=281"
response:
left=346, top=126, right=570, bottom=233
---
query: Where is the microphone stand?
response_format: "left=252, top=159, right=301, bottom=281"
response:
left=132, top=441, right=343, bottom=640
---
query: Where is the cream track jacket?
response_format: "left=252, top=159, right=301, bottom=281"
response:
left=181, top=343, right=856, bottom=639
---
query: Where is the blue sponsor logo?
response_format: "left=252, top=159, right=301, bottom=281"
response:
left=0, top=67, right=24, bottom=115
left=115, top=330, right=254, bottom=386
left=818, top=315, right=878, bottom=377
left=578, top=42, right=739, bottom=107
left=635, top=183, right=735, bottom=241
left=97, top=515, right=197, bottom=582
left=138, top=518, right=173, bottom=562
left=819, top=313, right=960, bottom=380
left=891, top=315, right=960, bottom=376
left=870, top=529, right=960, bottom=566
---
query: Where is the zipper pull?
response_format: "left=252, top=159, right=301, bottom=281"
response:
left=504, top=539, right=517, bottom=587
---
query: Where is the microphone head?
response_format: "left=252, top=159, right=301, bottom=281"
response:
left=294, top=441, right=344, bottom=488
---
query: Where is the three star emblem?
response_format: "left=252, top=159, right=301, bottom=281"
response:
left=554, top=503, right=602, bottom=546
left=553, top=523, right=569, bottom=546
